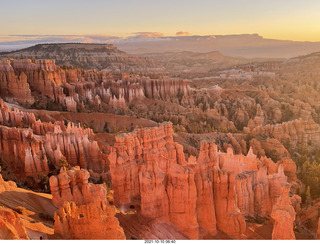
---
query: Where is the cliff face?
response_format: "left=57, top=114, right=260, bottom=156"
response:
left=0, top=126, right=49, bottom=180
left=0, top=172, right=29, bottom=240
left=1, top=43, right=159, bottom=72
left=271, top=183, right=296, bottom=240
left=54, top=200, right=125, bottom=240
left=49, top=167, right=107, bottom=208
left=0, top=59, right=34, bottom=105
left=108, top=122, right=294, bottom=239
left=250, top=118, right=320, bottom=147
left=0, top=207, right=29, bottom=240
left=0, top=98, right=107, bottom=184
left=0, top=58, right=190, bottom=112
left=317, top=217, right=320, bottom=240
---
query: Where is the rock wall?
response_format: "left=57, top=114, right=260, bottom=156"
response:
left=317, top=217, right=320, bottom=240
left=0, top=171, right=28, bottom=240
left=0, top=59, right=34, bottom=105
left=108, top=122, right=293, bottom=239
left=49, top=167, right=107, bottom=208
left=250, top=118, right=320, bottom=147
left=54, top=200, right=125, bottom=240
left=0, top=58, right=190, bottom=111
left=0, top=100, right=106, bottom=183
left=0, top=126, right=49, bottom=180
left=0, top=207, right=29, bottom=240
left=271, top=183, right=296, bottom=240
left=0, top=169, right=17, bottom=193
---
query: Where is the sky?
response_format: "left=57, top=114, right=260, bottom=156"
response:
left=0, top=0, right=320, bottom=44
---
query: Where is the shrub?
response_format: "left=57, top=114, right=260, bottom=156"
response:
left=15, top=206, right=28, bottom=215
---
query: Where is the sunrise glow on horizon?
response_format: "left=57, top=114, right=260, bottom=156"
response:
left=0, top=0, right=320, bottom=42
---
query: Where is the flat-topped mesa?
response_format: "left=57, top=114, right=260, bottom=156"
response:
left=271, top=183, right=296, bottom=240
left=49, top=167, right=107, bottom=208
left=54, top=200, right=125, bottom=240
left=0, top=125, right=49, bottom=181
left=250, top=118, right=320, bottom=147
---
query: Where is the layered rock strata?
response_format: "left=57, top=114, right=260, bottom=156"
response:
left=250, top=118, right=320, bottom=147
left=0, top=58, right=190, bottom=110
left=54, top=200, right=125, bottom=240
left=271, top=183, right=296, bottom=240
left=0, top=207, right=29, bottom=240
left=0, top=100, right=106, bottom=182
left=49, top=167, right=107, bottom=208
left=108, top=122, right=292, bottom=239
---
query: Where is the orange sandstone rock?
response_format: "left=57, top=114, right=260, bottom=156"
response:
left=213, top=170, right=246, bottom=239
left=317, top=217, right=320, bottom=239
left=0, top=206, right=29, bottom=240
left=54, top=200, right=125, bottom=240
left=271, top=183, right=296, bottom=240
left=49, top=167, right=107, bottom=208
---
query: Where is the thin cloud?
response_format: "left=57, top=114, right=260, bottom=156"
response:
left=176, top=31, right=190, bottom=36
left=130, top=32, right=165, bottom=39
left=0, top=35, right=123, bottom=50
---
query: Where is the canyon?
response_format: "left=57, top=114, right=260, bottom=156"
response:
left=0, top=45, right=320, bottom=240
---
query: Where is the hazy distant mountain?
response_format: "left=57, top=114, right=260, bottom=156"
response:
left=113, top=34, right=320, bottom=58
left=0, top=43, right=159, bottom=72
left=1, top=43, right=282, bottom=74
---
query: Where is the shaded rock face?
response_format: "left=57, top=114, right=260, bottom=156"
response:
left=49, top=167, right=107, bottom=208
left=1, top=43, right=159, bottom=73
left=317, top=217, right=320, bottom=240
left=214, top=170, right=246, bottom=238
left=0, top=126, right=49, bottom=180
left=0, top=169, right=17, bottom=193
left=0, top=99, right=107, bottom=184
left=0, top=58, right=190, bottom=112
left=271, top=183, right=296, bottom=240
left=0, top=206, right=29, bottom=240
left=44, top=124, right=107, bottom=173
left=0, top=59, right=34, bottom=105
left=0, top=171, right=28, bottom=240
left=251, top=118, right=320, bottom=147
left=108, top=122, right=292, bottom=239
left=54, top=200, right=125, bottom=240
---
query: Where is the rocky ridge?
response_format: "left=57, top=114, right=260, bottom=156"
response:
left=54, top=200, right=125, bottom=239
left=108, top=122, right=297, bottom=239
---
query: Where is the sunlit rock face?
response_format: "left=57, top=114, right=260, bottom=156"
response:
left=54, top=200, right=125, bottom=240
left=108, top=122, right=295, bottom=239
left=251, top=118, right=320, bottom=148
left=0, top=206, right=29, bottom=240
left=0, top=98, right=107, bottom=184
left=271, top=183, right=296, bottom=240
left=0, top=171, right=28, bottom=240
left=49, top=167, right=107, bottom=208
left=0, top=58, right=190, bottom=113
